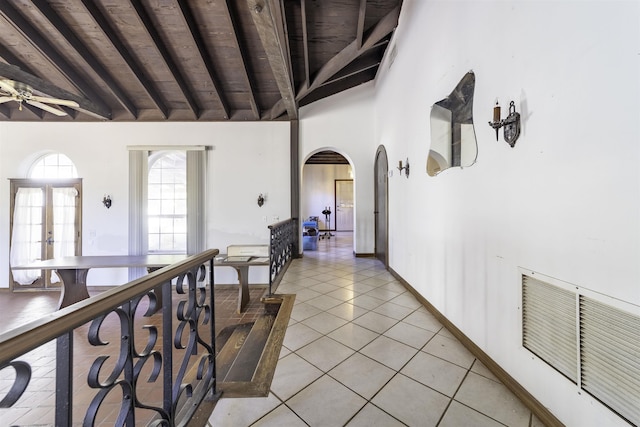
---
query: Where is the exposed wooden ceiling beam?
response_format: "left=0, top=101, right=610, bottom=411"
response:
left=308, top=6, right=399, bottom=94
left=301, top=0, right=310, bottom=90
left=0, top=62, right=111, bottom=120
left=247, top=0, right=297, bottom=120
left=305, top=150, right=349, bottom=164
left=176, top=0, right=230, bottom=119
left=356, top=0, right=367, bottom=50
left=269, top=5, right=400, bottom=119
left=0, top=2, right=112, bottom=120
left=300, top=66, right=377, bottom=107
left=129, top=0, right=201, bottom=119
left=31, top=0, right=138, bottom=118
left=322, top=60, right=380, bottom=88
left=80, top=0, right=169, bottom=119
left=224, top=0, right=260, bottom=120
left=0, top=104, right=10, bottom=118
left=362, top=5, right=401, bottom=49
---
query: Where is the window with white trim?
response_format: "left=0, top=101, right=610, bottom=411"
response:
left=148, top=151, right=187, bottom=254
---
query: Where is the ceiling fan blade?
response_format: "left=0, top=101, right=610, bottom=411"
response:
left=30, top=95, right=79, bottom=108
left=0, top=79, right=19, bottom=96
left=26, top=100, right=68, bottom=116
left=0, top=96, right=15, bottom=104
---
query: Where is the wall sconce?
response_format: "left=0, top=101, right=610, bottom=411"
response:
left=397, top=158, right=410, bottom=178
left=257, top=193, right=265, bottom=207
left=102, top=195, right=112, bottom=209
left=488, top=100, right=521, bottom=147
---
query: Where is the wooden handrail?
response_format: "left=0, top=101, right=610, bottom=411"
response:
left=0, top=249, right=219, bottom=364
left=0, top=249, right=220, bottom=425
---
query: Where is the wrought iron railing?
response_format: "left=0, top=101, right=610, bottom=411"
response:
left=268, top=218, right=298, bottom=295
left=0, top=249, right=219, bottom=426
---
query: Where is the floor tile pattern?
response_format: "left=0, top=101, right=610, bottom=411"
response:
left=210, top=232, right=545, bottom=427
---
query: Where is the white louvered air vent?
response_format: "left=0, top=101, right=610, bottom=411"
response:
left=522, top=272, right=640, bottom=426
left=580, top=297, right=640, bottom=426
left=522, top=275, right=578, bottom=382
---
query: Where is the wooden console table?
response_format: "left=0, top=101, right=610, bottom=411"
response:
left=215, top=254, right=270, bottom=313
left=12, top=255, right=189, bottom=309
left=13, top=252, right=269, bottom=313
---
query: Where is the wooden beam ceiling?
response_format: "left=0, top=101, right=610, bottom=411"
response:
left=129, top=0, right=201, bottom=119
left=269, top=5, right=401, bottom=119
left=248, top=0, right=297, bottom=120
left=176, top=0, right=230, bottom=119
left=223, top=0, right=261, bottom=120
left=79, top=0, right=169, bottom=119
left=31, top=0, right=138, bottom=118
left=0, top=0, right=402, bottom=122
left=0, top=1, right=112, bottom=119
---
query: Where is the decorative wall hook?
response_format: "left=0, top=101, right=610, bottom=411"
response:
left=488, top=100, right=521, bottom=147
left=397, top=158, right=410, bottom=178
left=102, top=195, right=112, bottom=209
left=257, top=193, right=265, bottom=207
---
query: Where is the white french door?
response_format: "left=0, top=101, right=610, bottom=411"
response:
left=9, top=179, right=82, bottom=290
left=335, top=179, right=354, bottom=231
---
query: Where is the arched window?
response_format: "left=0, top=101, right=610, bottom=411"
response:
left=129, top=146, right=206, bottom=278
left=29, top=153, right=78, bottom=179
left=148, top=151, right=187, bottom=254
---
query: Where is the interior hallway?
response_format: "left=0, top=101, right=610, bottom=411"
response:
left=210, top=232, right=545, bottom=426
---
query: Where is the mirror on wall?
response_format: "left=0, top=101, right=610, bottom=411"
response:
left=427, top=71, right=478, bottom=176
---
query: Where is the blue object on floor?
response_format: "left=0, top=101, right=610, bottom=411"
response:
left=302, top=221, right=319, bottom=251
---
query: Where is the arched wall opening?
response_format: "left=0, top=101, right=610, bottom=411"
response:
left=301, top=148, right=356, bottom=251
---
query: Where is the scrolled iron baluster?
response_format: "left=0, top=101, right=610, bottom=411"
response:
left=130, top=290, right=166, bottom=420
left=173, top=269, right=199, bottom=405
left=83, top=380, right=133, bottom=426
left=0, top=361, right=31, bottom=408
left=172, top=265, right=214, bottom=410
left=85, top=289, right=166, bottom=425
left=175, top=272, right=189, bottom=296
left=193, top=264, right=214, bottom=380
left=87, top=308, right=132, bottom=387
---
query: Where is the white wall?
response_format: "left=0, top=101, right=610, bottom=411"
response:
left=374, top=1, right=640, bottom=426
left=301, top=164, right=352, bottom=230
left=0, top=121, right=290, bottom=287
left=300, top=83, right=376, bottom=254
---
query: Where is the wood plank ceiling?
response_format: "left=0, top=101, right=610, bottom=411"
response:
left=0, top=0, right=402, bottom=122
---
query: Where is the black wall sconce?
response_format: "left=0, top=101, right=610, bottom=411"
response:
left=102, top=194, right=112, bottom=209
left=397, top=158, right=410, bottom=178
left=257, top=193, right=265, bottom=207
left=488, top=100, right=521, bottom=147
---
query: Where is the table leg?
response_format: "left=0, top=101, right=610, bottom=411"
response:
left=234, top=266, right=250, bottom=313
left=56, top=268, right=90, bottom=309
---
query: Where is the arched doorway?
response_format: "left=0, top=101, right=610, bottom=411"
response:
left=9, top=153, right=82, bottom=290
left=374, top=146, right=389, bottom=266
left=301, top=150, right=354, bottom=245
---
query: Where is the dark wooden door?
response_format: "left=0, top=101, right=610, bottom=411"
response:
left=374, top=146, right=388, bottom=266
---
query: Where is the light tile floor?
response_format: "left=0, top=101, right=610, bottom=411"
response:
left=209, top=232, right=546, bottom=427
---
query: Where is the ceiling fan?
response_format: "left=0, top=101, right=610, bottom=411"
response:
left=0, top=78, right=79, bottom=116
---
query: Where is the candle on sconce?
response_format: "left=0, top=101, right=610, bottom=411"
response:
left=398, top=160, right=403, bottom=170
left=492, top=100, right=501, bottom=141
